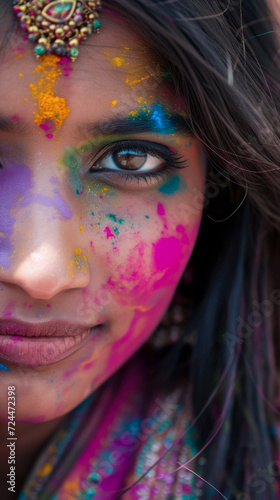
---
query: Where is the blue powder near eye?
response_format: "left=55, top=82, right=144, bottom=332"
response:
left=150, top=103, right=176, bottom=134
left=0, top=362, right=10, bottom=371
left=128, top=102, right=176, bottom=134
left=158, top=175, right=186, bottom=195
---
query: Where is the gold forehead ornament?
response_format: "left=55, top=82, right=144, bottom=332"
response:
left=13, top=0, right=102, bottom=61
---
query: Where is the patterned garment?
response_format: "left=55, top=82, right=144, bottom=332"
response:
left=18, top=349, right=206, bottom=500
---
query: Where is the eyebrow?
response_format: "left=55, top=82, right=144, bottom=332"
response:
left=0, top=112, right=192, bottom=137
left=78, top=114, right=192, bottom=138
left=0, top=115, right=30, bottom=134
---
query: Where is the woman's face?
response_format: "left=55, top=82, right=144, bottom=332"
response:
left=0, top=14, right=206, bottom=422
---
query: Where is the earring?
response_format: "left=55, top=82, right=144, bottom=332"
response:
left=148, top=267, right=196, bottom=349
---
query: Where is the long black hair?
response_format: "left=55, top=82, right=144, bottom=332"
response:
left=99, top=1, right=280, bottom=499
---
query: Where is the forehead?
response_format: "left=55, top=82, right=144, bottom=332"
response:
left=0, top=12, right=166, bottom=123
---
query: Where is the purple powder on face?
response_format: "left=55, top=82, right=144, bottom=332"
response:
left=0, top=161, right=72, bottom=269
left=20, top=189, right=72, bottom=219
left=0, top=162, right=32, bottom=269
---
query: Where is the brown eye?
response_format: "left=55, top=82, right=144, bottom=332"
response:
left=112, top=149, right=147, bottom=170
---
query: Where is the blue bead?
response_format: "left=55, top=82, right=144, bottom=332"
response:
left=34, top=45, right=45, bottom=55
left=93, top=19, right=101, bottom=29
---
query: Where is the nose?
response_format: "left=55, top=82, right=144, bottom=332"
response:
left=0, top=191, right=90, bottom=301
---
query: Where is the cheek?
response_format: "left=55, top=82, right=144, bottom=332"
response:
left=82, top=194, right=201, bottom=310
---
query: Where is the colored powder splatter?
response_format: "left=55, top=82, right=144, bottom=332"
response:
left=153, top=236, right=182, bottom=272
left=63, top=147, right=112, bottom=198
left=157, top=203, right=165, bottom=216
left=111, top=100, right=117, bottom=107
left=2, top=302, right=14, bottom=317
left=104, top=45, right=129, bottom=69
left=176, top=224, right=190, bottom=245
left=123, top=59, right=167, bottom=89
left=0, top=162, right=32, bottom=269
left=29, top=54, right=70, bottom=136
left=0, top=160, right=72, bottom=268
left=105, top=214, right=124, bottom=224
left=125, top=73, right=156, bottom=88
left=111, top=57, right=124, bottom=67
left=68, top=248, right=88, bottom=275
left=19, top=188, right=72, bottom=219
left=39, top=119, right=54, bottom=132
left=106, top=213, right=117, bottom=223
left=104, top=45, right=158, bottom=89
left=158, top=175, right=186, bottom=195
left=128, top=102, right=176, bottom=134
left=104, top=227, right=115, bottom=239
left=0, top=363, right=10, bottom=371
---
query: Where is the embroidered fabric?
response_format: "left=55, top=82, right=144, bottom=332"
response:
left=18, top=350, right=205, bottom=500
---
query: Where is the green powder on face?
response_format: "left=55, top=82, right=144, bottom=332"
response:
left=106, top=214, right=118, bottom=223
left=158, top=175, right=186, bottom=195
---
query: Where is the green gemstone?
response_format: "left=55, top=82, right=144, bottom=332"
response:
left=93, top=19, right=101, bottom=29
left=34, top=45, right=45, bottom=55
left=70, top=47, right=79, bottom=57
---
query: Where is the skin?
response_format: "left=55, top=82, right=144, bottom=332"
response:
left=0, top=12, right=206, bottom=495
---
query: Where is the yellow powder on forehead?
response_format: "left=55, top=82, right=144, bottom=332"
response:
left=104, top=45, right=160, bottom=91
left=111, top=56, right=125, bottom=67
left=124, top=72, right=157, bottom=88
left=29, top=54, right=70, bottom=135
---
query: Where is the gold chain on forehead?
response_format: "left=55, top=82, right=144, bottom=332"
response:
left=13, top=0, right=102, bottom=61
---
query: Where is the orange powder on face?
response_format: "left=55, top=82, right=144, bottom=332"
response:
left=29, top=54, right=70, bottom=135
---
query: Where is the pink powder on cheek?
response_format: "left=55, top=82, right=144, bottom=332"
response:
left=153, top=236, right=182, bottom=271
left=82, top=361, right=95, bottom=371
left=104, top=226, right=115, bottom=239
left=176, top=224, right=190, bottom=245
left=157, top=203, right=165, bottom=216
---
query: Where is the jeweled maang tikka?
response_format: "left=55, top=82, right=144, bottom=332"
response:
left=13, top=0, right=102, bottom=61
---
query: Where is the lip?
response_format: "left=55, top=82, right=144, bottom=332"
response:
left=0, top=319, right=97, bottom=337
left=0, top=320, right=103, bottom=367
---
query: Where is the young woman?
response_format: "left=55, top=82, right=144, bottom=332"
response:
left=0, top=0, right=280, bottom=498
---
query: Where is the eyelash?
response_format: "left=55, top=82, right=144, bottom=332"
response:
left=86, top=140, right=189, bottom=186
